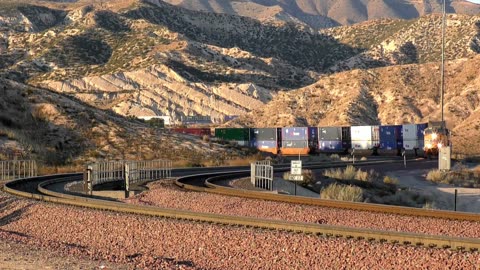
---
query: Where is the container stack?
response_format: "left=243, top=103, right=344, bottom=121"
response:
left=351, top=126, right=380, bottom=150
left=214, top=128, right=251, bottom=146
left=416, top=123, right=428, bottom=150
left=252, top=128, right=278, bottom=154
left=379, top=125, right=402, bottom=150
left=281, top=127, right=309, bottom=155
left=308, top=127, right=319, bottom=151
left=318, top=127, right=342, bottom=152
left=402, top=124, right=418, bottom=150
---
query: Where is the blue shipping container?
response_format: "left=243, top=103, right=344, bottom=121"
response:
left=380, top=141, right=397, bottom=150
left=319, top=140, right=343, bottom=151
left=417, top=123, right=427, bottom=139
left=282, top=127, right=308, bottom=140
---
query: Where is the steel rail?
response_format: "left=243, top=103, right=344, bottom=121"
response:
left=175, top=159, right=480, bottom=222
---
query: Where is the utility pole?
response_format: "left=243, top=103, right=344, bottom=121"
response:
left=440, top=0, right=446, bottom=128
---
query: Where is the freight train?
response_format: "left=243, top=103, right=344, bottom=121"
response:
left=169, top=122, right=449, bottom=157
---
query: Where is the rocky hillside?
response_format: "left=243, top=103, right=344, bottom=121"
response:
left=163, top=0, right=480, bottom=29
left=0, top=0, right=480, bottom=159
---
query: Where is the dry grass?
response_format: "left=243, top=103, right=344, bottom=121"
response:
left=383, top=175, right=399, bottom=185
left=324, top=165, right=377, bottom=182
left=320, top=183, right=363, bottom=202
left=426, top=167, right=480, bottom=188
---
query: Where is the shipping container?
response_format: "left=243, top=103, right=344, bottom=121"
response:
left=214, top=128, right=250, bottom=141
left=280, top=142, right=309, bottom=155
left=319, top=127, right=342, bottom=141
left=251, top=128, right=277, bottom=141
left=371, top=126, right=380, bottom=144
left=380, top=126, right=396, bottom=141
left=380, top=141, right=398, bottom=150
left=351, top=126, right=379, bottom=148
left=308, top=127, right=319, bottom=150
left=342, top=127, right=351, bottom=141
left=282, top=140, right=308, bottom=148
left=342, top=127, right=351, bottom=150
left=403, top=140, right=419, bottom=150
left=181, top=115, right=212, bottom=124
left=319, top=140, right=343, bottom=151
left=282, top=127, right=308, bottom=141
left=417, top=123, right=428, bottom=139
left=351, top=140, right=375, bottom=150
left=379, top=125, right=402, bottom=150
left=402, top=124, right=417, bottom=140
left=252, top=140, right=278, bottom=154
left=351, top=126, right=372, bottom=141
left=172, top=128, right=211, bottom=136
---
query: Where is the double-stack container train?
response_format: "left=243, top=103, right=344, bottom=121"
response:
left=170, top=122, right=448, bottom=157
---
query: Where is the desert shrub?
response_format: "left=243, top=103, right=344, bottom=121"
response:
left=426, top=170, right=445, bottom=183
left=320, top=183, right=363, bottom=202
left=330, top=154, right=340, bottom=160
left=324, top=165, right=375, bottom=182
left=360, top=156, right=367, bottom=161
left=423, top=201, right=437, bottom=210
left=381, top=190, right=428, bottom=207
left=383, top=175, right=399, bottom=185
left=202, top=135, right=210, bottom=142
left=340, top=156, right=350, bottom=162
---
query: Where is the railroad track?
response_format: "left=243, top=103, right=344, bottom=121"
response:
left=3, top=160, right=480, bottom=252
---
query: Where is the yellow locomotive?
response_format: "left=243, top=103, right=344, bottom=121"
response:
left=423, top=121, right=449, bottom=157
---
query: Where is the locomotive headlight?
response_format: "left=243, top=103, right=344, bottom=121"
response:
left=432, top=133, right=438, bottom=139
left=438, top=143, right=443, bottom=148
left=426, top=144, right=432, bottom=149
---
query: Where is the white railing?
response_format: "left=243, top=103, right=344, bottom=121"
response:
left=125, top=160, right=172, bottom=190
left=0, top=160, right=37, bottom=181
left=250, top=160, right=273, bottom=191
left=84, top=159, right=173, bottom=194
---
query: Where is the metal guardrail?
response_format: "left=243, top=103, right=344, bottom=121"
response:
left=0, top=160, right=37, bottom=181
left=84, top=160, right=172, bottom=194
left=250, top=160, right=273, bottom=190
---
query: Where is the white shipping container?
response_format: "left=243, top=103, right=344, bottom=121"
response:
left=351, top=126, right=372, bottom=141
left=403, top=140, right=419, bottom=150
left=138, top=116, right=172, bottom=125
left=352, top=140, right=374, bottom=150
left=402, top=124, right=417, bottom=140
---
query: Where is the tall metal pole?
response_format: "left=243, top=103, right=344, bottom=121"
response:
left=440, top=0, right=446, bottom=127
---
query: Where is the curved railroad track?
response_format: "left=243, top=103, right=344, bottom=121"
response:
left=3, top=159, right=480, bottom=252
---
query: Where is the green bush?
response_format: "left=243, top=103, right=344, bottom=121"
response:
left=320, top=183, right=363, bottom=202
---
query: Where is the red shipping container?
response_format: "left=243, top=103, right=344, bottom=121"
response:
left=172, top=128, right=211, bottom=136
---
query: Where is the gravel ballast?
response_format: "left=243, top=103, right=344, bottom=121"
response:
left=124, top=180, right=480, bottom=239
left=1, top=184, right=480, bottom=269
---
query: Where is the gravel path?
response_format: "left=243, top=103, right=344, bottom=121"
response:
left=124, top=180, right=480, bottom=239
left=1, top=190, right=479, bottom=269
